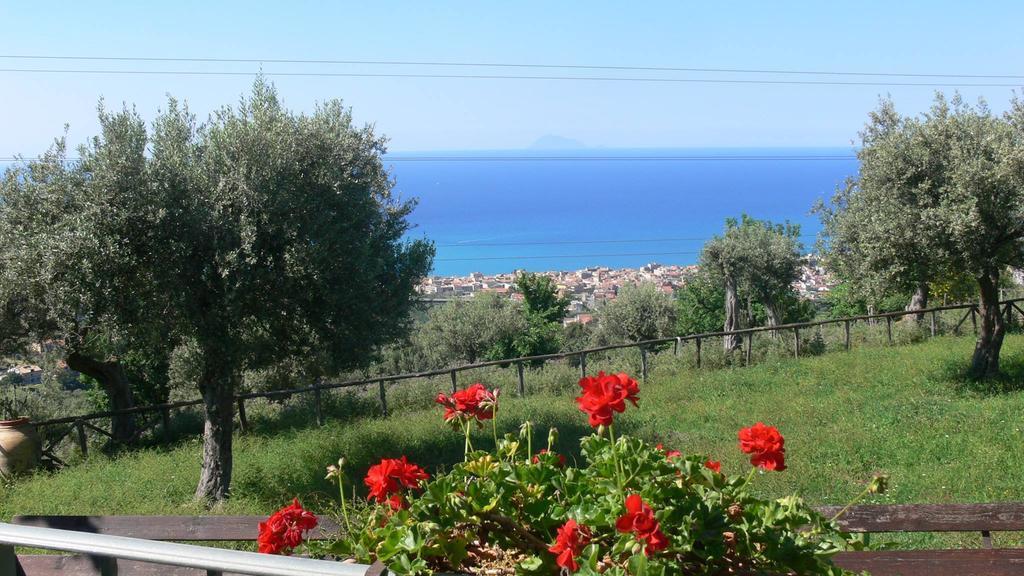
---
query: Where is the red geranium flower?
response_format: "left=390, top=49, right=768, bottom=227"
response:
left=257, top=498, right=318, bottom=555
left=532, top=449, right=567, bottom=467
left=364, top=456, right=430, bottom=505
left=615, top=494, right=669, bottom=556
left=548, top=519, right=591, bottom=572
left=738, top=423, right=787, bottom=471
left=436, top=383, right=499, bottom=426
left=705, top=460, right=722, bottom=473
left=575, top=372, right=640, bottom=427
left=656, top=443, right=682, bottom=459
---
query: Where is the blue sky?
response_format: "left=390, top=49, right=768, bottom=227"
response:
left=2, top=1, right=1023, bottom=155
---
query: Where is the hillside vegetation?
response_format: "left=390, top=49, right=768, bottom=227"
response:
left=3, top=334, right=1023, bottom=548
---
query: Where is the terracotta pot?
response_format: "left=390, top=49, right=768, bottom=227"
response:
left=0, top=417, right=41, bottom=476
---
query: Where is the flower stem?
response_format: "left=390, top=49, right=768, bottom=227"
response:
left=829, top=484, right=875, bottom=523
left=492, top=413, right=499, bottom=452
left=463, top=420, right=474, bottom=460
left=608, top=424, right=624, bottom=491
left=338, top=478, right=352, bottom=535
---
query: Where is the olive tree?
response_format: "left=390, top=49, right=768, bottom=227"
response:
left=147, top=81, right=434, bottom=501
left=416, top=293, right=526, bottom=366
left=700, top=215, right=803, bottom=350
left=592, top=283, right=677, bottom=346
left=819, top=93, right=1024, bottom=378
left=4, top=81, right=434, bottom=501
left=0, top=110, right=166, bottom=442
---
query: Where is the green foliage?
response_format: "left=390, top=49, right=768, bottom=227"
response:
left=513, top=273, right=569, bottom=360
left=593, top=283, right=677, bottom=345
left=517, top=273, right=570, bottom=325
left=674, top=272, right=725, bottom=335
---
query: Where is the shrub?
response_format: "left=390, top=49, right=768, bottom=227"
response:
left=259, top=373, right=877, bottom=575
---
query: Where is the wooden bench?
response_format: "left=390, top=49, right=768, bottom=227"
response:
left=9, top=503, right=1024, bottom=575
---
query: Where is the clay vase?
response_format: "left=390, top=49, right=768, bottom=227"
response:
left=0, top=417, right=41, bottom=476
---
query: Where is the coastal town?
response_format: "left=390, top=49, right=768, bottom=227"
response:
left=417, top=256, right=836, bottom=324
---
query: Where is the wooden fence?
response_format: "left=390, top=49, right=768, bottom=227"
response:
left=32, top=297, right=1024, bottom=467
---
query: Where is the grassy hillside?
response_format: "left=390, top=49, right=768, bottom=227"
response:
left=3, top=334, right=1023, bottom=547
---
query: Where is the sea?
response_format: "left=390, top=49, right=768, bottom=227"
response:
left=389, top=148, right=858, bottom=276
left=0, top=147, right=860, bottom=277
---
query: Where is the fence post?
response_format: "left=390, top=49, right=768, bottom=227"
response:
left=579, top=352, right=587, bottom=378
left=695, top=337, right=702, bottom=368
left=450, top=369, right=458, bottom=394
left=744, top=331, right=753, bottom=366
left=74, top=420, right=88, bottom=458
left=673, top=337, right=680, bottom=356
left=640, top=347, right=648, bottom=384
left=886, top=316, right=893, bottom=344
left=971, top=306, right=978, bottom=335
left=516, top=362, right=526, bottom=396
left=313, top=383, right=324, bottom=427
left=160, top=407, right=172, bottom=442
left=930, top=310, right=937, bottom=337
left=793, top=328, right=800, bottom=359
left=236, top=398, right=249, bottom=434
left=844, top=320, right=851, bottom=351
left=378, top=381, right=389, bottom=418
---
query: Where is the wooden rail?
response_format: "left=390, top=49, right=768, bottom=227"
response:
left=33, top=297, right=1024, bottom=462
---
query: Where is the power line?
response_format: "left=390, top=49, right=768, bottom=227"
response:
left=0, top=154, right=857, bottom=163
left=438, top=235, right=816, bottom=248
left=435, top=251, right=701, bottom=262
left=0, top=67, right=1021, bottom=87
left=2, top=53, right=1022, bottom=80
left=380, top=155, right=856, bottom=162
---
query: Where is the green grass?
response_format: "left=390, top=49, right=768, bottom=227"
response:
left=3, top=334, right=1024, bottom=548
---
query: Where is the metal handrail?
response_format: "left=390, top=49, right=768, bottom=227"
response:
left=0, top=522, right=376, bottom=576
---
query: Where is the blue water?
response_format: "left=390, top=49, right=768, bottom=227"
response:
left=390, top=148, right=858, bottom=276
left=1, top=147, right=859, bottom=276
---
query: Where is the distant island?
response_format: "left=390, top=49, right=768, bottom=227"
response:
left=528, top=134, right=587, bottom=149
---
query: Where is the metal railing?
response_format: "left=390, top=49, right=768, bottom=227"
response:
left=0, top=522, right=378, bottom=576
left=31, top=297, right=1024, bottom=465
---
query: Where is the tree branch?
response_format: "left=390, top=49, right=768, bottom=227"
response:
left=478, top=512, right=549, bottom=554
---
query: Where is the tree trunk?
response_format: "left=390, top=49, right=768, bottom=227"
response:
left=195, top=365, right=237, bottom=503
left=723, top=276, right=742, bottom=351
left=969, top=270, right=1004, bottom=379
left=762, top=298, right=782, bottom=328
left=905, top=282, right=930, bottom=321
left=65, top=352, right=137, bottom=444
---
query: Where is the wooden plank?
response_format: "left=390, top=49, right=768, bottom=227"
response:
left=832, top=549, right=1024, bottom=576
left=814, top=503, right=1024, bottom=532
left=15, top=555, right=256, bottom=576
left=9, top=516, right=340, bottom=542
